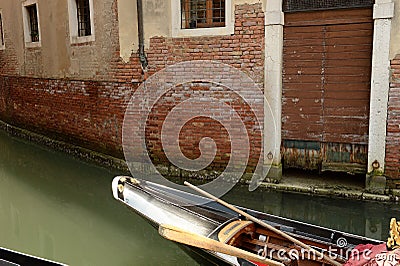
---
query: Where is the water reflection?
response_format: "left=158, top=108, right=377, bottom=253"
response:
left=0, top=129, right=399, bottom=266
left=0, top=131, right=194, bottom=266
left=224, top=184, right=400, bottom=241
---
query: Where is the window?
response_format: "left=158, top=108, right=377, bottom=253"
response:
left=22, top=0, right=41, bottom=47
left=172, top=0, right=233, bottom=37
left=26, top=5, right=39, bottom=42
left=0, top=10, right=4, bottom=49
left=68, top=0, right=95, bottom=44
left=181, top=0, right=225, bottom=29
left=76, top=0, right=91, bottom=36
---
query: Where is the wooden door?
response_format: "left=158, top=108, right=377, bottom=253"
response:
left=282, top=8, right=373, bottom=172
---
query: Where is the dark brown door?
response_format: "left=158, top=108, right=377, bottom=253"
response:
left=282, top=8, right=373, bottom=171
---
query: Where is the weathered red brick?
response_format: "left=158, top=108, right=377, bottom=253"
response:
left=386, top=58, right=400, bottom=180
left=0, top=3, right=265, bottom=177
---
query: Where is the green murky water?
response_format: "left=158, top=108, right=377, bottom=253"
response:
left=0, top=129, right=399, bottom=265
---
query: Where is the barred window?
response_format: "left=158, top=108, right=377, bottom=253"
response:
left=181, top=0, right=225, bottom=29
left=76, top=0, right=91, bottom=37
left=0, top=13, right=4, bottom=46
left=26, top=4, right=39, bottom=42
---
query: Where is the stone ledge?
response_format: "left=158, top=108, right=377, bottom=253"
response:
left=1, top=119, right=399, bottom=203
left=0, top=120, right=129, bottom=173
left=258, top=181, right=398, bottom=202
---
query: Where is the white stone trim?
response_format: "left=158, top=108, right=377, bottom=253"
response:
left=171, top=0, right=234, bottom=37
left=67, top=0, right=95, bottom=44
left=367, top=0, right=394, bottom=174
left=0, top=9, right=5, bottom=50
left=265, top=10, right=284, bottom=26
left=264, top=1, right=284, bottom=174
left=373, top=1, right=394, bottom=19
left=22, top=0, right=41, bottom=48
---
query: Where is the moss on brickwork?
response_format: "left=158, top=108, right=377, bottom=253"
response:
left=0, top=120, right=129, bottom=173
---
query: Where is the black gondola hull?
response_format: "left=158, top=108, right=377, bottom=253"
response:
left=112, top=176, right=383, bottom=266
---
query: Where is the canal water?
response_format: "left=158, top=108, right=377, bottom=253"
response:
left=0, top=129, right=399, bottom=266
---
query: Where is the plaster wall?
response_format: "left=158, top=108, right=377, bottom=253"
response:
left=0, top=0, right=25, bottom=75
left=390, top=0, right=400, bottom=58
left=117, top=0, right=265, bottom=62
left=0, top=0, right=119, bottom=80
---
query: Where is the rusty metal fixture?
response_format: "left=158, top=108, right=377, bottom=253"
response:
left=282, top=140, right=321, bottom=171
left=283, top=140, right=368, bottom=173
left=372, top=160, right=380, bottom=170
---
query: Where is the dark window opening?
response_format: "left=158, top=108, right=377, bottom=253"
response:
left=76, top=0, right=91, bottom=37
left=0, top=13, right=4, bottom=46
left=26, top=4, right=39, bottom=42
left=181, top=0, right=225, bottom=29
left=283, top=0, right=374, bottom=12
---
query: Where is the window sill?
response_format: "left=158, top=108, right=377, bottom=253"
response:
left=0, top=45, right=5, bottom=50
left=70, top=35, right=95, bottom=45
left=25, top=41, right=41, bottom=48
left=172, top=25, right=234, bottom=38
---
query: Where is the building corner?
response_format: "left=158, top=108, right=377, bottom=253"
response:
left=263, top=0, right=284, bottom=183
left=366, top=0, right=394, bottom=193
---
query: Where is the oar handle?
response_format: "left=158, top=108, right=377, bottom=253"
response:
left=184, top=182, right=342, bottom=266
left=159, top=224, right=285, bottom=266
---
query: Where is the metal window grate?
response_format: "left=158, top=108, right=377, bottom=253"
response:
left=283, top=0, right=374, bottom=12
left=181, top=0, right=225, bottom=29
left=0, top=13, right=4, bottom=46
left=26, top=4, right=39, bottom=42
left=76, top=0, right=91, bottom=37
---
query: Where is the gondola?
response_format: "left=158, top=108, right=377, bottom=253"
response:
left=0, top=246, right=66, bottom=266
left=112, top=176, right=385, bottom=266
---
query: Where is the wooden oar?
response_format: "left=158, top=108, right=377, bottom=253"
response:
left=159, top=224, right=285, bottom=266
left=184, top=181, right=342, bottom=266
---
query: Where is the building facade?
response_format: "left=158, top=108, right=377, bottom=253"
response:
left=0, top=0, right=399, bottom=190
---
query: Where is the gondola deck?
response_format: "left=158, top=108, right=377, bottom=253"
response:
left=0, top=246, right=66, bottom=266
left=112, top=176, right=384, bottom=266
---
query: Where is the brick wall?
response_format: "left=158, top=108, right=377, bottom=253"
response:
left=0, top=76, right=136, bottom=158
left=144, top=78, right=262, bottom=177
left=112, top=4, right=265, bottom=85
left=0, top=3, right=265, bottom=176
left=143, top=3, right=265, bottom=174
left=386, top=55, right=400, bottom=182
left=146, top=4, right=265, bottom=87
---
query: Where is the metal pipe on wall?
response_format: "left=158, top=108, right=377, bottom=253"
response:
left=137, top=0, right=148, bottom=70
